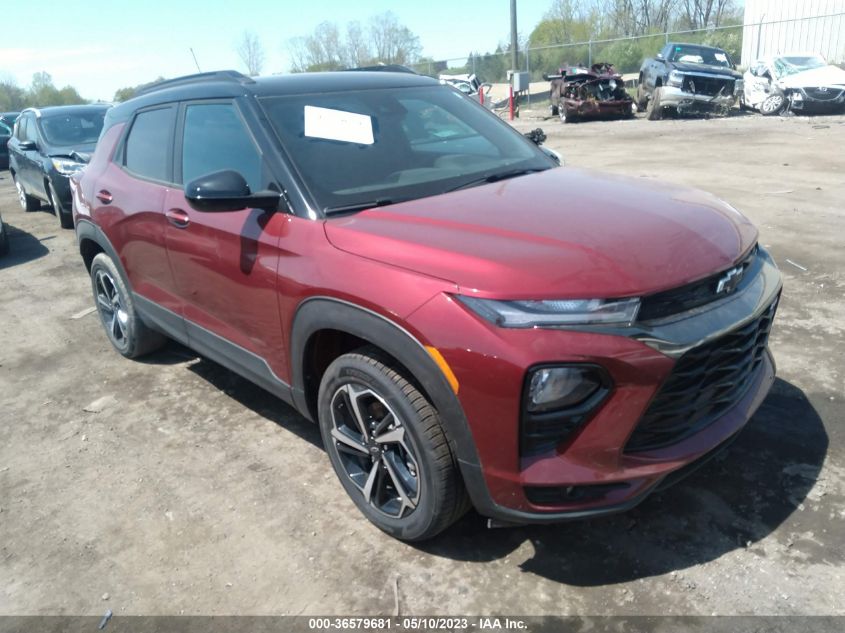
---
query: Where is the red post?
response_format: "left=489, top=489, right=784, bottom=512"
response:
left=508, top=86, right=514, bottom=121
left=479, top=89, right=484, bottom=106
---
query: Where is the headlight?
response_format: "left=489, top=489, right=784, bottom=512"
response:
left=51, top=158, right=85, bottom=176
left=668, top=70, right=684, bottom=87
left=457, top=296, right=640, bottom=327
left=527, top=366, right=603, bottom=412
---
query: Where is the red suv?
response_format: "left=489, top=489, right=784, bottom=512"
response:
left=72, top=70, right=782, bottom=541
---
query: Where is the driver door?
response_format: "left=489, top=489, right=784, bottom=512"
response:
left=163, top=100, right=288, bottom=384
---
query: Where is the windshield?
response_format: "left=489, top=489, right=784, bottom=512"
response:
left=772, top=55, right=827, bottom=79
left=260, top=85, right=552, bottom=212
left=670, top=45, right=732, bottom=67
left=38, top=110, right=106, bottom=146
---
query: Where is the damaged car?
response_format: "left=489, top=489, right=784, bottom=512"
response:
left=742, top=53, right=845, bottom=116
left=638, top=43, right=743, bottom=119
left=7, top=105, right=109, bottom=228
left=550, top=63, right=634, bottom=123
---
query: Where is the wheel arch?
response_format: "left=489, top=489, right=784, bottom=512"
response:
left=289, top=297, right=484, bottom=478
left=75, top=219, right=129, bottom=283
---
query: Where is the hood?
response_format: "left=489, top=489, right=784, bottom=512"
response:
left=778, top=65, right=845, bottom=89
left=670, top=62, right=741, bottom=79
left=324, top=168, right=758, bottom=300
left=47, top=141, right=98, bottom=159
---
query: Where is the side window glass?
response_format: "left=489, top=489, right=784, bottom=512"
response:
left=24, top=115, right=39, bottom=143
left=123, top=106, right=175, bottom=182
left=15, top=116, right=27, bottom=141
left=181, top=103, right=262, bottom=192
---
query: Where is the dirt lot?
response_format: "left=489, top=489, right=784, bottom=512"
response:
left=1, top=111, right=844, bottom=617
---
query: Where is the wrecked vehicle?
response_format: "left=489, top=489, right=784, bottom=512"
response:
left=439, top=73, right=492, bottom=99
left=742, top=54, right=845, bottom=116
left=638, top=43, right=743, bottom=120
left=549, top=63, right=634, bottom=123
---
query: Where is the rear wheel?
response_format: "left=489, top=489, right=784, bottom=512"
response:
left=90, top=253, right=166, bottom=358
left=48, top=183, right=73, bottom=229
left=0, top=217, right=9, bottom=256
left=14, top=176, right=40, bottom=211
left=318, top=349, right=469, bottom=541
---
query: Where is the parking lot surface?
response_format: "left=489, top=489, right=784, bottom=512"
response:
left=1, top=112, right=843, bottom=616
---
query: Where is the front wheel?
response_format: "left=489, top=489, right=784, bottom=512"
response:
left=90, top=253, right=166, bottom=358
left=646, top=87, right=664, bottom=120
left=760, top=90, right=787, bottom=116
left=14, top=176, right=40, bottom=212
left=318, top=349, right=469, bottom=541
left=49, top=183, right=73, bottom=229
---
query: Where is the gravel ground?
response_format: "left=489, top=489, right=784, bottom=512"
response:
left=0, top=110, right=843, bottom=617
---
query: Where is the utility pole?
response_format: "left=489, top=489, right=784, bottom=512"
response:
left=510, top=0, right=518, bottom=71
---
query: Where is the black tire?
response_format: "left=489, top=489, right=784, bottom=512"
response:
left=646, top=86, right=663, bottom=120
left=13, top=175, right=40, bottom=211
left=636, top=84, right=648, bottom=111
left=760, top=90, right=787, bottom=116
left=318, top=348, right=469, bottom=541
left=559, top=107, right=578, bottom=124
left=0, top=219, right=9, bottom=256
left=48, top=182, right=73, bottom=229
left=89, top=253, right=166, bottom=358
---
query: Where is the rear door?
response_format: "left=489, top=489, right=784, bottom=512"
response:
left=163, top=99, right=287, bottom=380
left=90, top=105, right=185, bottom=327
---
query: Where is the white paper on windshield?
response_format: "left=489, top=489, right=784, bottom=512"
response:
left=715, top=53, right=728, bottom=63
left=304, top=105, right=374, bottom=145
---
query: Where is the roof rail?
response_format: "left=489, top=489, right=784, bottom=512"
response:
left=135, top=70, right=254, bottom=97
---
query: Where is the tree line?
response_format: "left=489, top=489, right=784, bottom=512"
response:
left=1, top=0, right=745, bottom=109
left=0, top=72, right=88, bottom=111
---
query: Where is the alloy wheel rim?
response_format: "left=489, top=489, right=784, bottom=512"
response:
left=94, top=270, right=129, bottom=347
left=329, top=383, right=420, bottom=519
left=762, top=95, right=783, bottom=113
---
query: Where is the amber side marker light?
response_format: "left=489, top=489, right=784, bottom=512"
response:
left=425, top=346, right=460, bottom=394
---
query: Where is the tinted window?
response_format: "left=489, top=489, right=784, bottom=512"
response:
left=181, top=103, right=262, bottom=191
left=39, top=110, right=106, bottom=146
left=124, top=107, right=175, bottom=182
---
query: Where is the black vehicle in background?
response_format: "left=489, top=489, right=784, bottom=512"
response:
left=8, top=105, right=109, bottom=228
left=0, top=120, right=12, bottom=170
left=0, top=112, right=20, bottom=128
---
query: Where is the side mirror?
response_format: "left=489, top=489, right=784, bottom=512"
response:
left=184, top=169, right=280, bottom=213
left=18, top=140, right=37, bottom=151
left=655, top=53, right=665, bottom=61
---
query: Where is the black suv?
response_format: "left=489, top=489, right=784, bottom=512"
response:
left=8, top=105, right=109, bottom=227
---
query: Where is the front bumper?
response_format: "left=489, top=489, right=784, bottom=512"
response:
left=660, top=86, right=736, bottom=111
left=564, top=98, right=633, bottom=118
left=789, top=89, right=845, bottom=112
left=410, top=249, right=782, bottom=524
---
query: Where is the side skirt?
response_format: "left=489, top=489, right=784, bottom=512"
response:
left=133, top=293, right=296, bottom=409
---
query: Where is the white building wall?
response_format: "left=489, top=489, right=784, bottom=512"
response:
left=742, top=0, right=845, bottom=65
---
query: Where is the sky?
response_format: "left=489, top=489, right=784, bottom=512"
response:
left=2, top=0, right=551, bottom=102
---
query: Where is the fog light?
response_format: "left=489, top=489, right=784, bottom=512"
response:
left=527, top=366, right=602, bottom=413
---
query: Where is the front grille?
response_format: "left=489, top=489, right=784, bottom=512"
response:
left=804, top=87, right=843, bottom=101
left=625, top=299, right=777, bottom=453
left=638, top=245, right=758, bottom=322
left=682, top=75, right=734, bottom=96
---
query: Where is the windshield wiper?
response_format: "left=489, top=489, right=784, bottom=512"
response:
left=323, top=198, right=409, bottom=216
left=447, top=167, right=550, bottom=193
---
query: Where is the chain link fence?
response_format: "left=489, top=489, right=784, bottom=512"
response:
left=408, top=12, right=845, bottom=85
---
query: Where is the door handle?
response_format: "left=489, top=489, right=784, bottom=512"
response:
left=166, top=208, right=190, bottom=228
left=96, top=190, right=113, bottom=204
